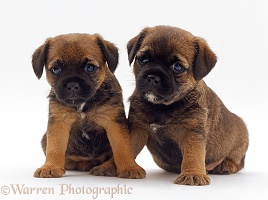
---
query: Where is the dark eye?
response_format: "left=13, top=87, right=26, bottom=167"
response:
left=51, top=66, right=61, bottom=75
left=84, top=63, right=96, bottom=73
left=138, top=55, right=149, bottom=65
left=171, top=62, right=185, bottom=74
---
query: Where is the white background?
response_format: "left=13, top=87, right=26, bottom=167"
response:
left=0, top=0, right=268, bottom=199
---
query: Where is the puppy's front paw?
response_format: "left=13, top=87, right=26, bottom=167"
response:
left=89, top=162, right=117, bottom=177
left=175, top=173, right=210, bottom=186
left=34, top=165, right=65, bottom=178
left=118, top=165, right=146, bottom=179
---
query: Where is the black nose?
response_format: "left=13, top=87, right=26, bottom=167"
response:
left=67, top=82, right=80, bottom=92
left=146, top=74, right=161, bottom=85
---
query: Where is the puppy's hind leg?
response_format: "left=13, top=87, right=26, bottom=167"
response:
left=89, top=157, right=117, bottom=177
left=208, top=145, right=248, bottom=175
left=65, top=159, right=101, bottom=172
left=209, top=123, right=248, bottom=175
left=208, top=157, right=245, bottom=175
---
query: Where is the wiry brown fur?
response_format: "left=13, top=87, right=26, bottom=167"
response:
left=32, top=33, right=145, bottom=178
left=127, top=26, right=248, bottom=185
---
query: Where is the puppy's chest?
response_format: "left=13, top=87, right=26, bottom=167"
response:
left=147, top=112, right=173, bottom=143
left=73, top=113, right=103, bottom=139
left=148, top=111, right=168, bottom=125
left=67, top=114, right=111, bottom=158
left=145, top=105, right=184, bottom=142
left=147, top=108, right=176, bottom=133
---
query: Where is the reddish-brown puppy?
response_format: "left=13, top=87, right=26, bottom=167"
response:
left=127, top=26, right=248, bottom=185
left=32, top=33, right=145, bottom=179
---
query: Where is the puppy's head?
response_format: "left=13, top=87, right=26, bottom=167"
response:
left=32, top=33, right=118, bottom=106
left=127, top=26, right=217, bottom=105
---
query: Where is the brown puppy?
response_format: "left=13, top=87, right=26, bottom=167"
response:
left=32, top=33, right=145, bottom=179
left=127, top=26, right=248, bottom=185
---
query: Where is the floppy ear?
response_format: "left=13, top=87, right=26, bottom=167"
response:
left=193, top=37, right=217, bottom=81
left=97, top=36, right=119, bottom=73
left=32, top=41, right=49, bottom=79
left=127, top=28, right=148, bottom=65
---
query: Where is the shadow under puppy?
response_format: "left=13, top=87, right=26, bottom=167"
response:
left=32, top=33, right=145, bottom=178
left=127, top=26, right=248, bottom=185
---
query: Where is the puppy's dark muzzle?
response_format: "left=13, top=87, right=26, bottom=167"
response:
left=67, top=82, right=80, bottom=93
left=137, top=68, right=175, bottom=104
left=146, top=74, right=161, bottom=86
left=63, top=78, right=83, bottom=97
left=55, top=76, right=94, bottom=106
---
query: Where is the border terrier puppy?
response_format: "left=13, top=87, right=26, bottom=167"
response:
left=32, top=33, right=145, bottom=179
left=127, top=26, right=248, bottom=185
